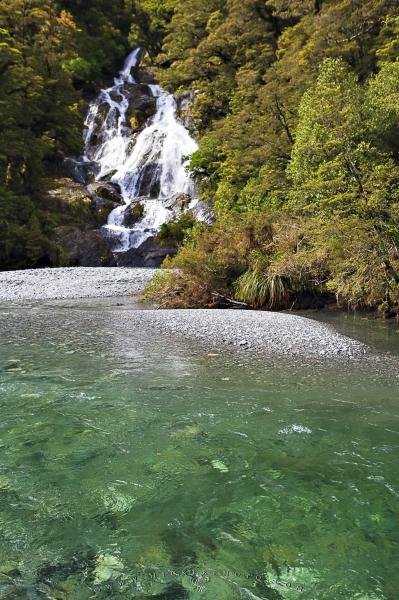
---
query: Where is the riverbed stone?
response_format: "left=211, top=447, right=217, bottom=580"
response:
left=93, top=554, right=124, bottom=585
left=0, top=562, right=20, bottom=578
left=0, top=268, right=371, bottom=359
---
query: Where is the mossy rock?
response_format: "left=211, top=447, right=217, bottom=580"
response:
left=87, top=182, right=122, bottom=205
left=123, top=202, right=145, bottom=227
left=125, top=84, right=157, bottom=131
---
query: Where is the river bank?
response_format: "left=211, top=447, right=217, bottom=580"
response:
left=0, top=267, right=369, bottom=359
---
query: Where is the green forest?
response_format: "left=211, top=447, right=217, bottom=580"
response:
left=1, top=0, right=399, bottom=315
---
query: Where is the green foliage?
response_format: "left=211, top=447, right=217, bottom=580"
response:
left=147, top=0, right=399, bottom=315
left=0, top=186, right=51, bottom=269
left=129, top=0, right=174, bottom=53
left=234, top=270, right=290, bottom=309
left=148, top=212, right=399, bottom=313
left=157, top=212, right=196, bottom=248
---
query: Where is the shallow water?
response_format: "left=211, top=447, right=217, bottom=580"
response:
left=0, top=301, right=398, bottom=599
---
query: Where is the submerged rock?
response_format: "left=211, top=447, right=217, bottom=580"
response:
left=211, top=459, right=229, bottom=473
left=93, top=554, right=124, bottom=585
left=0, top=561, right=21, bottom=578
left=137, top=582, right=189, bottom=599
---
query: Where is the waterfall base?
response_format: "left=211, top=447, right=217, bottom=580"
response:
left=112, top=237, right=177, bottom=268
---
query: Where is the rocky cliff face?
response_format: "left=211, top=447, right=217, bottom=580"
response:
left=53, top=226, right=114, bottom=267
left=44, top=177, right=115, bottom=267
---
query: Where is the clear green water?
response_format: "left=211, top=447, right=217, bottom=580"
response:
left=0, top=301, right=398, bottom=600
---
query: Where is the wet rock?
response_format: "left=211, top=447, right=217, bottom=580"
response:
left=109, top=89, right=124, bottom=103
left=87, top=181, right=123, bottom=205
left=188, top=200, right=214, bottom=225
left=114, top=235, right=176, bottom=268
left=63, top=157, right=100, bottom=184
left=45, top=177, right=109, bottom=230
left=83, top=102, right=112, bottom=160
left=135, top=163, right=161, bottom=197
left=53, top=225, right=114, bottom=267
left=176, top=90, right=197, bottom=133
left=136, top=69, right=156, bottom=84
left=165, top=193, right=192, bottom=211
left=123, top=201, right=145, bottom=227
left=93, top=102, right=111, bottom=130
left=125, top=83, right=157, bottom=131
left=100, top=169, right=118, bottom=182
left=163, top=195, right=213, bottom=225
left=124, top=82, right=152, bottom=99
left=46, top=176, right=122, bottom=228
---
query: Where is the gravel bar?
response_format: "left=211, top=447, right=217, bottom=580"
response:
left=127, top=309, right=367, bottom=359
left=0, top=268, right=368, bottom=358
left=0, top=267, right=157, bottom=301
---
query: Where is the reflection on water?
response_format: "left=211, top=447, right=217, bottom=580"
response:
left=0, top=301, right=398, bottom=599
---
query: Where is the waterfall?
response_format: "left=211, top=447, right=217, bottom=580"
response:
left=82, top=48, right=204, bottom=257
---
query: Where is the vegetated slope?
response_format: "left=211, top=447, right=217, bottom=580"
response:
left=149, top=0, right=399, bottom=316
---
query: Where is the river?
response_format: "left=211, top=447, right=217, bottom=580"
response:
left=0, top=299, right=398, bottom=599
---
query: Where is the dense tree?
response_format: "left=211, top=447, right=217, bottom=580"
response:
left=1, top=0, right=399, bottom=314
left=148, top=0, right=399, bottom=314
left=0, top=0, right=158, bottom=269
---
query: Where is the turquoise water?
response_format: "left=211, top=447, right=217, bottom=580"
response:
left=0, top=301, right=398, bottom=599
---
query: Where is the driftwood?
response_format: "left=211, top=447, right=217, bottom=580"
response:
left=211, top=292, right=248, bottom=308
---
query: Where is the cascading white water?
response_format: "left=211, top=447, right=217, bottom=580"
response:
left=83, top=48, right=200, bottom=254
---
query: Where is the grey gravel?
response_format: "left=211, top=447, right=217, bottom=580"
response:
left=0, top=267, right=157, bottom=301
left=0, top=268, right=368, bottom=358
left=126, top=309, right=368, bottom=359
